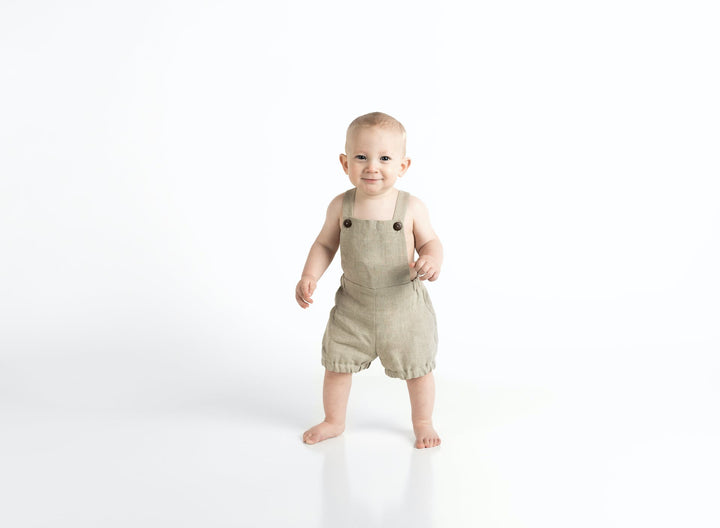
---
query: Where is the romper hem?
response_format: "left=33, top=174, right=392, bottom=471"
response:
left=384, top=361, right=436, bottom=380
left=321, top=359, right=372, bottom=374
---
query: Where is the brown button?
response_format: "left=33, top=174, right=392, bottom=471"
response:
left=343, top=219, right=352, bottom=228
left=393, top=221, right=403, bottom=231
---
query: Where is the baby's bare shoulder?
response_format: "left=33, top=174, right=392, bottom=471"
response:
left=317, top=193, right=345, bottom=234
left=406, top=194, right=438, bottom=247
left=406, top=194, right=431, bottom=219
left=312, top=193, right=345, bottom=250
left=326, top=192, right=345, bottom=219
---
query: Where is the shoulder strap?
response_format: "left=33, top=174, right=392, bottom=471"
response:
left=392, top=190, right=410, bottom=222
left=342, top=188, right=356, bottom=218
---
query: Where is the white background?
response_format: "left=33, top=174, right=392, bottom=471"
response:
left=1, top=1, right=718, bottom=526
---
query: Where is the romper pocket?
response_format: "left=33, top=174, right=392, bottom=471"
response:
left=413, top=278, right=436, bottom=317
left=422, top=288, right=436, bottom=317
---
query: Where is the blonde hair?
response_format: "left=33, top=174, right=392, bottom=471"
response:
left=345, top=112, right=407, bottom=155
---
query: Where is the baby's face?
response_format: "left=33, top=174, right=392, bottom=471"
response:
left=340, top=126, right=410, bottom=196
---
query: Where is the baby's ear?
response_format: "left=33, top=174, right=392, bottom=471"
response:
left=399, top=157, right=412, bottom=176
left=339, top=153, right=349, bottom=174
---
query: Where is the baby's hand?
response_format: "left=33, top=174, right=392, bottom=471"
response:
left=295, top=275, right=317, bottom=308
left=411, top=256, right=440, bottom=281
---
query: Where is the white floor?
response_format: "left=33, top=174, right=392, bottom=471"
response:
left=1, top=354, right=718, bottom=528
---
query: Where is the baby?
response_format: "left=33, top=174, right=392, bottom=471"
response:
left=295, top=112, right=443, bottom=449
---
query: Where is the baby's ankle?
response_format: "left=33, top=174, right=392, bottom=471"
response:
left=412, top=418, right=433, bottom=426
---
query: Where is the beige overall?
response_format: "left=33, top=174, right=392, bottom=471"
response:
left=321, top=188, right=438, bottom=380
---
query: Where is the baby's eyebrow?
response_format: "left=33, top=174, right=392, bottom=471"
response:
left=351, top=151, right=394, bottom=157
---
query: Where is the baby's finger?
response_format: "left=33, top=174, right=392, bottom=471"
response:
left=417, top=262, right=431, bottom=276
left=298, top=290, right=313, bottom=307
left=295, top=292, right=308, bottom=308
left=302, top=283, right=314, bottom=300
left=296, top=284, right=311, bottom=306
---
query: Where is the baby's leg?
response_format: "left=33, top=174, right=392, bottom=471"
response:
left=406, top=371, right=441, bottom=449
left=303, top=369, right=352, bottom=444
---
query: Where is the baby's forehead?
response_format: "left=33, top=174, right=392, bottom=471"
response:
left=349, top=124, right=402, bottom=138
left=346, top=125, right=405, bottom=150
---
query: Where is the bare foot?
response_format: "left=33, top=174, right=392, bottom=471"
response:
left=413, top=422, right=441, bottom=449
left=303, top=421, right=345, bottom=445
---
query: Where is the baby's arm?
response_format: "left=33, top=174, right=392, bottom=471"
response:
left=295, top=195, right=343, bottom=308
left=409, top=197, right=443, bottom=281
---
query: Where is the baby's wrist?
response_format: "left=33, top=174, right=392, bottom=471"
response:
left=301, top=273, right=318, bottom=282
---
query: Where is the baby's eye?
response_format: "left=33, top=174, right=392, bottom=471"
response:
left=355, top=155, right=367, bottom=160
left=380, top=156, right=391, bottom=161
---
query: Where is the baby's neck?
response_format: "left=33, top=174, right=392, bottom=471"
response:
left=352, top=187, right=399, bottom=221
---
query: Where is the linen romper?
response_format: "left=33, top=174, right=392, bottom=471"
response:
left=321, top=188, right=438, bottom=380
